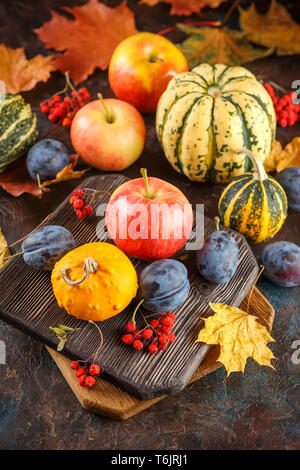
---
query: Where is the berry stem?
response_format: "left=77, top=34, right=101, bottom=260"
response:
left=8, top=213, right=54, bottom=248
left=131, top=298, right=145, bottom=324
left=98, top=93, right=113, bottom=123
left=140, top=168, right=151, bottom=199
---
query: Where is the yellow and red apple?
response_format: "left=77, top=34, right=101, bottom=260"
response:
left=108, top=32, right=189, bottom=114
left=70, top=96, right=146, bottom=171
left=105, top=169, right=193, bottom=261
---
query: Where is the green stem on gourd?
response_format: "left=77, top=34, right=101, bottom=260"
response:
left=3, top=251, right=24, bottom=261
left=140, top=168, right=151, bottom=199
left=214, top=216, right=220, bottom=231
left=236, top=148, right=267, bottom=181
left=98, top=93, right=112, bottom=123
left=130, top=298, right=145, bottom=324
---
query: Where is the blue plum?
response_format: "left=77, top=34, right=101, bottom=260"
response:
left=22, top=225, right=76, bottom=271
left=261, top=241, right=300, bottom=287
left=138, top=259, right=190, bottom=312
left=26, top=139, right=69, bottom=182
left=196, top=228, right=239, bottom=284
left=276, top=167, right=300, bottom=212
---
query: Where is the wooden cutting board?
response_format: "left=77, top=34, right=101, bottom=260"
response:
left=47, top=287, right=274, bottom=420
left=0, top=174, right=259, bottom=399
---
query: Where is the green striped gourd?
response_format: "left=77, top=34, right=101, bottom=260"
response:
left=156, top=63, right=276, bottom=183
left=0, top=93, right=38, bottom=173
left=218, top=148, right=287, bottom=244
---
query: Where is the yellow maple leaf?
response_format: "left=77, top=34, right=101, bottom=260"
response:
left=0, top=44, right=55, bottom=94
left=264, top=138, right=300, bottom=173
left=0, top=227, right=10, bottom=269
left=240, top=0, right=300, bottom=56
left=196, top=302, right=276, bottom=376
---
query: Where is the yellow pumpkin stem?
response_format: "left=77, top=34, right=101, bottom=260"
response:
left=236, top=148, right=267, bottom=181
left=214, top=216, right=220, bottom=231
left=60, top=257, right=99, bottom=286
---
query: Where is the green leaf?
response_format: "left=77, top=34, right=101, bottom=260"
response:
left=57, top=338, right=66, bottom=352
left=49, top=327, right=66, bottom=336
left=177, top=25, right=274, bottom=68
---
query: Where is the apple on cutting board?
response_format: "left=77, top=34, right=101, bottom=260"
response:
left=70, top=95, right=146, bottom=171
left=109, top=32, right=188, bottom=113
left=105, top=169, right=193, bottom=261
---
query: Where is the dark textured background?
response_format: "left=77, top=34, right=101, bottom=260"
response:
left=0, top=0, right=299, bottom=450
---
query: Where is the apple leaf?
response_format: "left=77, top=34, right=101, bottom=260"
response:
left=177, top=24, right=274, bottom=68
left=240, top=0, right=300, bottom=56
left=35, top=0, right=137, bottom=85
left=140, top=0, right=227, bottom=16
left=0, top=44, right=55, bottom=94
left=196, top=302, right=276, bottom=376
left=264, top=137, right=300, bottom=174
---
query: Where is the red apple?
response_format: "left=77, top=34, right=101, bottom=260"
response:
left=108, top=32, right=189, bottom=114
left=105, top=169, right=193, bottom=261
left=71, top=95, right=146, bottom=171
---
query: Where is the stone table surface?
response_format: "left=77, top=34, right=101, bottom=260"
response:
left=0, top=0, right=299, bottom=450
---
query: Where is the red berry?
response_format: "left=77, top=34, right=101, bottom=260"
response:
left=48, top=113, right=57, bottom=122
left=158, top=342, right=168, bottom=351
left=134, top=330, right=143, bottom=339
left=40, top=104, right=49, bottom=114
left=73, top=189, right=84, bottom=198
left=133, top=339, right=143, bottom=351
left=122, top=334, right=134, bottom=345
left=76, top=209, right=87, bottom=219
left=53, top=94, right=61, bottom=103
left=167, top=333, right=176, bottom=343
left=69, top=195, right=78, bottom=205
left=75, top=367, right=87, bottom=377
left=85, top=376, right=96, bottom=387
left=162, top=325, right=172, bottom=333
left=166, top=312, right=176, bottom=320
left=142, top=329, right=153, bottom=339
left=148, top=344, right=158, bottom=354
left=152, top=337, right=159, bottom=344
left=279, top=118, right=288, bottom=127
left=73, top=199, right=84, bottom=209
left=84, top=205, right=93, bottom=215
left=150, top=319, right=159, bottom=328
left=159, top=334, right=169, bottom=344
left=79, top=87, right=88, bottom=95
left=78, top=374, right=87, bottom=386
left=126, top=321, right=136, bottom=333
left=62, top=117, right=72, bottom=127
left=71, top=90, right=78, bottom=98
left=83, top=92, right=91, bottom=101
left=89, top=364, right=101, bottom=376
left=162, top=316, right=174, bottom=327
left=70, top=360, right=79, bottom=370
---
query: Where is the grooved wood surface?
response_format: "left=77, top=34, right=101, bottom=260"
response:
left=0, top=175, right=259, bottom=400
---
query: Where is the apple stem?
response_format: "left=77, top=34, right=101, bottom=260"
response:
left=140, top=168, right=151, bottom=199
left=98, top=93, right=112, bottom=123
left=214, top=216, right=220, bottom=231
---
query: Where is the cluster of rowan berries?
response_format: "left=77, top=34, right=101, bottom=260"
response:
left=40, top=87, right=91, bottom=127
left=264, top=83, right=300, bottom=128
left=69, top=189, right=93, bottom=219
left=122, top=312, right=176, bottom=354
left=70, top=360, right=102, bottom=388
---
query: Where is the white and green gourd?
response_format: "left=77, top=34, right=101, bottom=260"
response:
left=0, top=93, right=38, bottom=173
left=156, top=63, right=276, bottom=183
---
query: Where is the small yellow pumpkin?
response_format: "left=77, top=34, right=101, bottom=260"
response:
left=51, top=242, right=138, bottom=321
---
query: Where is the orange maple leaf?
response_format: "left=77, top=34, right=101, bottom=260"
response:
left=0, top=44, right=55, bottom=94
left=140, top=0, right=227, bottom=16
left=35, top=0, right=137, bottom=85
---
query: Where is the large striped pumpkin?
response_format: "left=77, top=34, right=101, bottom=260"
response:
left=0, top=93, right=38, bottom=173
left=156, top=63, right=276, bottom=183
left=218, top=149, right=287, bottom=244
